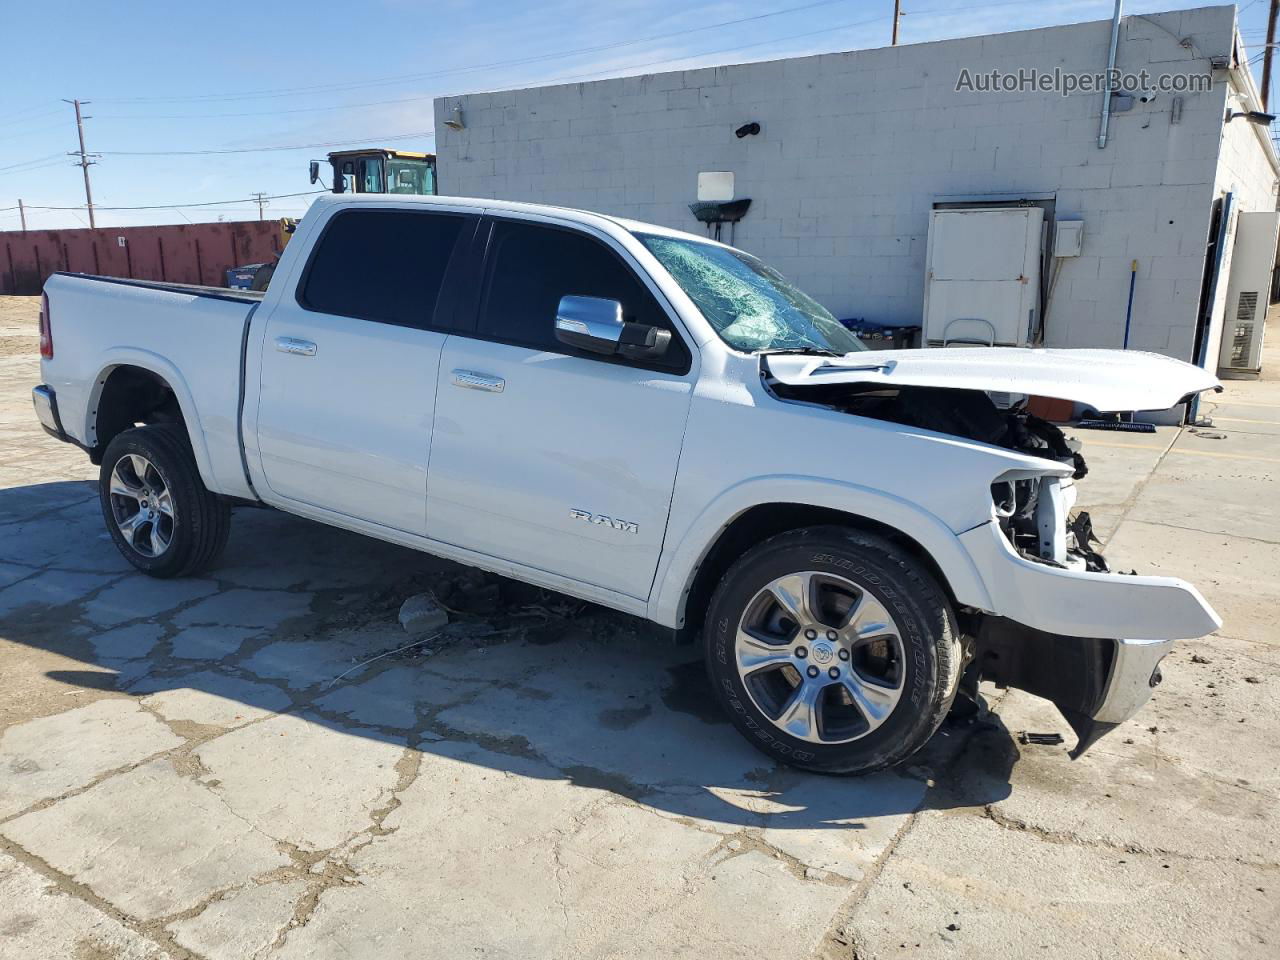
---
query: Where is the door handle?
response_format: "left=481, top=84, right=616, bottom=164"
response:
left=275, top=336, right=317, bottom=356
left=452, top=370, right=505, bottom=393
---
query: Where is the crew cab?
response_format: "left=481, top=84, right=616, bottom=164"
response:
left=33, top=194, right=1222, bottom=773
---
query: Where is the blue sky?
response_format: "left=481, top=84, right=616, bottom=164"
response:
left=0, top=0, right=1273, bottom=230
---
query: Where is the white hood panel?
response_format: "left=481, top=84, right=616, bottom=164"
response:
left=764, top=347, right=1221, bottom=413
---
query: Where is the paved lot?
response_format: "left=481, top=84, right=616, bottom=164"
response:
left=0, top=293, right=1276, bottom=959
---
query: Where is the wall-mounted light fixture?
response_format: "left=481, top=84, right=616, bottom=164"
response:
left=443, top=105, right=465, bottom=130
left=1225, top=110, right=1275, bottom=126
left=734, top=122, right=760, bottom=138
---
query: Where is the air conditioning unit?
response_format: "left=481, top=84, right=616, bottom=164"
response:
left=1217, top=211, right=1280, bottom=378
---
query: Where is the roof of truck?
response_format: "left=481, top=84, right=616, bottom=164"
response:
left=313, top=192, right=728, bottom=248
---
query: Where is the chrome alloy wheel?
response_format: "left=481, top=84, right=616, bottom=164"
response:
left=107, top=454, right=175, bottom=558
left=734, top=571, right=906, bottom=744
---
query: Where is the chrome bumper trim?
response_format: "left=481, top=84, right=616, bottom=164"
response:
left=1093, top=637, right=1175, bottom=725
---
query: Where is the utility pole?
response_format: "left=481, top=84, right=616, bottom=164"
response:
left=1263, top=0, right=1279, bottom=112
left=251, top=192, right=268, bottom=221
left=892, top=0, right=902, bottom=46
left=63, top=99, right=98, bottom=229
left=18, top=199, right=26, bottom=233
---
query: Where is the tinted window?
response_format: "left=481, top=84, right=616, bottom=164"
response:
left=300, top=210, right=465, bottom=328
left=477, top=220, right=688, bottom=370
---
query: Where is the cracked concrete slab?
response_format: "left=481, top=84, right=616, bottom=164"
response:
left=239, top=632, right=404, bottom=690
left=432, top=643, right=765, bottom=789
left=165, top=879, right=306, bottom=960
left=0, top=699, right=183, bottom=819
left=89, top=622, right=166, bottom=661
left=1, top=759, right=292, bottom=920
left=136, top=673, right=293, bottom=729
left=169, top=625, right=261, bottom=661
left=838, top=811, right=1278, bottom=959
left=173, top=588, right=313, bottom=631
left=273, top=740, right=849, bottom=960
left=0, top=851, right=175, bottom=960
left=83, top=576, right=220, bottom=627
left=195, top=712, right=407, bottom=851
left=314, top=664, right=485, bottom=731
left=0, top=569, right=116, bottom=619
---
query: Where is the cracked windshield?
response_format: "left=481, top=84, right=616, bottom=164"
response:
left=637, top=233, right=865, bottom=354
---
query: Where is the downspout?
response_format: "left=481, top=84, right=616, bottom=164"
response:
left=1097, top=0, right=1124, bottom=149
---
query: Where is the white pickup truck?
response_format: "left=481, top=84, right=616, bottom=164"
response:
left=34, top=193, right=1222, bottom=774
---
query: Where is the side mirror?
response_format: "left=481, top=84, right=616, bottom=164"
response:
left=554, top=295, right=671, bottom=359
left=308, top=160, right=321, bottom=185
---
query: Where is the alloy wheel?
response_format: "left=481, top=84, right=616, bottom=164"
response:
left=734, top=570, right=906, bottom=744
left=108, top=454, right=175, bottom=558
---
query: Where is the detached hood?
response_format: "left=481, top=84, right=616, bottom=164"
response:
left=764, top=347, right=1221, bottom=412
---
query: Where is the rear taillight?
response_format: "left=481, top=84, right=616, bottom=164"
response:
left=39, top=292, right=52, bottom=359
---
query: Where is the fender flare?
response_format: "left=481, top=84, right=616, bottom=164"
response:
left=647, top=475, right=994, bottom=629
left=86, top=349, right=218, bottom=491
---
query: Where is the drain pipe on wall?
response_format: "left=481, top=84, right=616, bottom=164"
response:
left=1097, top=0, right=1124, bottom=149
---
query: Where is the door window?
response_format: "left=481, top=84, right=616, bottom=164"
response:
left=298, top=210, right=466, bottom=329
left=476, top=220, right=689, bottom=372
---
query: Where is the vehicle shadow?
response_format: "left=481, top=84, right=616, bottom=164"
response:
left=2, top=480, right=1018, bottom=833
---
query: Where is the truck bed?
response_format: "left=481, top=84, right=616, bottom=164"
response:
left=41, top=271, right=260, bottom=499
left=56, top=273, right=266, bottom=303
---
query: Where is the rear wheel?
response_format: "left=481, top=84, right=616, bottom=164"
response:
left=99, top=425, right=231, bottom=578
left=704, top=526, right=961, bottom=774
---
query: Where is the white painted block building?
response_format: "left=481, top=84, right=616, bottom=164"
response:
left=433, top=4, right=1278, bottom=376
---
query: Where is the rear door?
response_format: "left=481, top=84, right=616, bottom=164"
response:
left=252, top=204, right=476, bottom=535
left=425, top=214, right=696, bottom=598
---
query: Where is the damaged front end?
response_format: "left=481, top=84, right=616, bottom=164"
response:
left=764, top=364, right=1216, bottom=757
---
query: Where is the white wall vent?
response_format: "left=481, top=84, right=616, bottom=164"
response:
left=1228, top=291, right=1259, bottom=369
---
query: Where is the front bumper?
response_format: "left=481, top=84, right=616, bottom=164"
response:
left=1066, top=636, right=1173, bottom=757
left=973, top=619, right=1174, bottom=757
left=959, top=519, right=1221, bottom=641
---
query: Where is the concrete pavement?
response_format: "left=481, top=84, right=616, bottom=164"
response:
left=0, top=295, right=1276, bottom=959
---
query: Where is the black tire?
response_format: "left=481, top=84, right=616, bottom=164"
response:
left=99, top=424, right=231, bottom=578
left=704, top=526, right=961, bottom=775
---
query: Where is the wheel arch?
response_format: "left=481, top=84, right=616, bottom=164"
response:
left=85, top=352, right=215, bottom=487
left=650, top=479, right=994, bottom=638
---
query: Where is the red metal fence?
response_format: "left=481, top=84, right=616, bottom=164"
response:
left=1, top=221, right=283, bottom=295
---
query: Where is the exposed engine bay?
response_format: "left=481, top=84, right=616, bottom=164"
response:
left=766, top=379, right=1108, bottom=572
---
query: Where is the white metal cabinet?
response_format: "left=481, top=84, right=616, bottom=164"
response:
left=426, top=336, right=693, bottom=599
left=923, top=207, right=1044, bottom=347
left=1216, top=210, right=1279, bottom=377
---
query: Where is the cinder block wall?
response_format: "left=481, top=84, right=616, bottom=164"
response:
left=435, top=6, right=1267, bottom=361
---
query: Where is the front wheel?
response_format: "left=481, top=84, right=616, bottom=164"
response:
left=704, top=527, right=961, bottom=775
left=99, top=425, right=231, bottom=578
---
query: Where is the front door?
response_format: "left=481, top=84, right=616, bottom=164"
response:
left=426, top=216, right=695, bottom=598
left=253, top=205, right=475, bottom=535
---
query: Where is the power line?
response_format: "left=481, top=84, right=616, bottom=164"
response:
left=95, top=130, right=434, bottom=157
left=0, top=153, right=64, bottom=172
left=21, top=189, right=326, bottom=211
left=93, top=0, right=863, bottom=107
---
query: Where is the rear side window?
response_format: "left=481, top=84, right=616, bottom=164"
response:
left=476, top=220, right=689, bottom=371
left=299, top=210, right=466, bottom=328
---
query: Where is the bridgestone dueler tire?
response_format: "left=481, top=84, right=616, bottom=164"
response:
left=704, top=526, right=961, bottom=775
left=99, top=425, right=232, bottom=579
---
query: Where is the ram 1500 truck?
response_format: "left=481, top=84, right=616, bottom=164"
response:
left=33, top=194, right=1222, bottom=774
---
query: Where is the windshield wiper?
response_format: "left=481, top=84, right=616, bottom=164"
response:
left=756, top=346, right=844, bottom=357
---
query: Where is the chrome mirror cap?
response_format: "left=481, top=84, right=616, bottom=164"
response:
left=555, top=296, right=625, bottom=355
